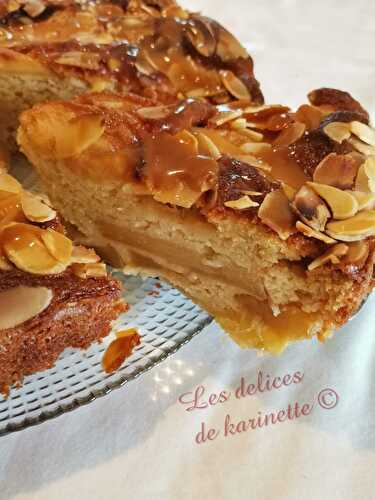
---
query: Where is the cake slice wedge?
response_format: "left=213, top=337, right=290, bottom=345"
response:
left=0, top=171, right=127, bottom=394
left=18, top=88, right=375, bottom=354
left=0, top=0, right=263, bottom=151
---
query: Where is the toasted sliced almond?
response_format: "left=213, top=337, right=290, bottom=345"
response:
left=323, top=122, right=351, bottom=143
left=292, top=185, right=330, bottom=231
left=313, top=153, right=359, bottom=190
left=136, top=105, right=172, bottom=120
left=308, top=243, right=348, bottom=271
left=258, top=190, right=296, bottom=240
left=273, top=122, right=306, bottom=148
left=343, top=241, right=369, bottom=266
left=307, top=182, right=359, bottom=220
left=0, top=286, right=53, bottom=331
left=196, top=132, right=221, bottom=160
left=71, top=245, right=100, bottom=264
left=238, top=142, right=271, bottom=155
left=185, top=19, right=216, bottom=57
left=354, top=157, right=375, bottom=193
left=295, top=104, right=322, bottom=130
left=210, top=109, right=243, bottom=127
left=21, top=192, right=57, bottom=223
left=230, top=118, right=247, bottom=129
left=296, top=221, right=336, bottom=244
left=241, top=128, right=264, bottom=142
left=55, top=51, right=101, bottom=70
left=224, top=195, right=259, bottom=210
left=350, top=191, right=375, bottom=210
left=102, top=329, right=140, bottom=373
left=348, top=137, right=375, bottom=156
left=71, top=262, right=107, bottom=279
left=325, top=210, right=375, bottom=241
left=241, top=190, right=263, bottom=196
left=220, top=70, right=250, bottom=100
left=350, top=121, right=375, bottom=147
left=2, top=223, right=67, bottom=275
left=231, top=154, right=272, bottom=172
left=0, top=173, right=22, bottom=195
left=216, top=25, right=248, bottom=61
left=41, top=229, right=73, bottom=265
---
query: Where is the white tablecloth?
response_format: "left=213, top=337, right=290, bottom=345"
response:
left=1, top=1, right=375, bottom=499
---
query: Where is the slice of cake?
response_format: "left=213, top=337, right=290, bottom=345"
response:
left=0, top=0, right=263, bottom=150
left=0, top=170, right=127, bottom=393
left=18, top=88, right=375, bottom=354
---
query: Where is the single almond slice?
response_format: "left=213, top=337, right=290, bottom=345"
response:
left=41, top=229, right=73, bottom=265
left=296, top=221, right=336, bottom=244
left=313, top=153, right=359, bottom=190
left=308, top=243, right=348, bottom=271
left=325, top=210, right=375, bottom=241
left=224, top=195, right=259, bottom=209
left=0, top=286, right=53, bottom=331
left=350, top=191, right=375, bottom=210
left=230, top=118, right=247, bottom=129
left=196, top=132, right=221, bottom=160
left=238, top=142, right=271, bottom=155
left=185, top=18, right=216, bottom=57
left=220, top=70, right=251, bottom=100
left=55, top=52, right=101, bottom=70
left=258, top=190, right=296, bottom=240
left=209, top=109, right=243, bottom=127
left=136, top=105, right=172, bottom=120
left=22, top=108, right=105, bottom=160
left=343, top=241, right=369, bottom=266
left=295, top=104, right=322, bottom=130
left=273, top=122, right=306, bottom=148
left=102, top=329, right=141, bottom=373
left=71, top=262, right=107, bottom=279
left=323, top=122, right=351, bottom=143
left=292, top=185, right=330, bottom=231
left=307, top=182, right=359, bottom=220
left=21, top=192, right=57, bottom=223
left=2, top=223, right=67, bottom=275
left=241, top=128, right=264, bottom=142
left=71, top=245, right=100, bottom=264
left=348, top=137, right=375, bottom=156
left=0, top=173, right=22, bottom=195
left=350, top=121, right=375, bottom=147
left=354, top=157, right=375, bottom=193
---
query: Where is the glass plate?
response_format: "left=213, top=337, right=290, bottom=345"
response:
left=0, top=273, right=212, bottom=437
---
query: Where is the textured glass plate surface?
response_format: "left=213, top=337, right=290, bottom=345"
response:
left=0, top=273, right=212, bottom=437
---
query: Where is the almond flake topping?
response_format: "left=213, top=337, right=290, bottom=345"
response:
left=224, top=195, right=259, bottom=210
left=323, top=122, right=351, bottom=143
left=308, top=243, right=348, bottom=271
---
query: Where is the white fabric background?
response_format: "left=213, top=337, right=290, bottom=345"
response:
left=1, top=1, right=375, bottom=499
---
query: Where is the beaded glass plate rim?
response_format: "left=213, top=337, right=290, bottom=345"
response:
left=0, top=274, right=213, bottom=438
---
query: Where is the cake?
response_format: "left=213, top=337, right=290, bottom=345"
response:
left=17, top=87, right=375, bottom=354
left=0, top=0, right=263, bottom=150
left=0, top=170, right=127, bottom=393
